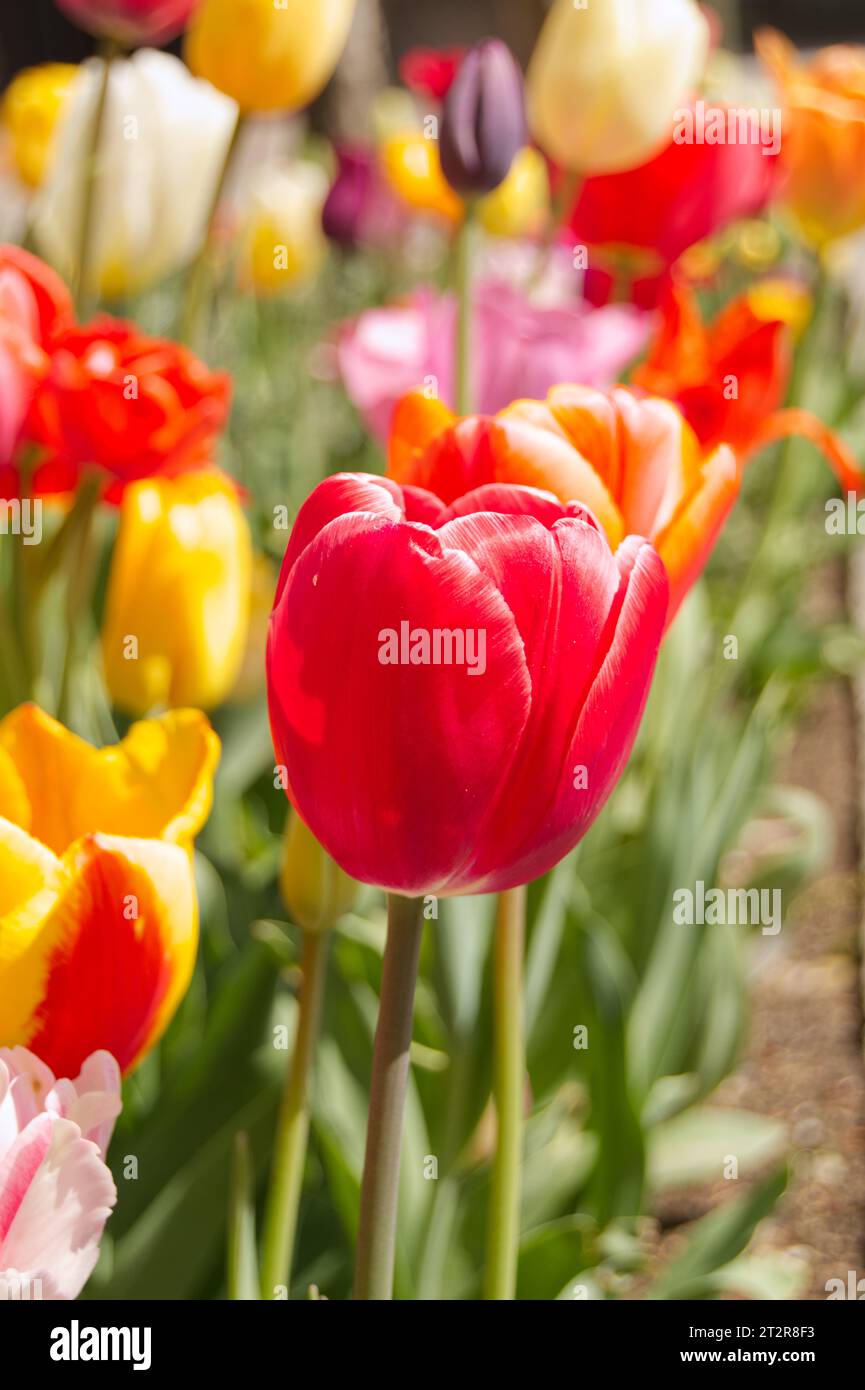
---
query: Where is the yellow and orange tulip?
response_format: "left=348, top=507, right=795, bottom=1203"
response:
left=101, top=469, right=253, bottom=716
left=387, top=386, right=740, bottom=625
left=185, top=0, right=356, bottom=114
left=757, top=30, right=865, bottom=247
left=381, top=133, right=549, bottom=237
left=0, top=704, right=219, bottom=1076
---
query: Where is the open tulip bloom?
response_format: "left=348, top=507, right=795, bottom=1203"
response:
left=0, top=705, right=219, bottom=1077
left=267, top=473, right=668, bottom=895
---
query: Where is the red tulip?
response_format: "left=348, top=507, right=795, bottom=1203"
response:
left=399, top=46, right=464, bottom=102
left=267, top=474, right=668, bottom=896
left=0, top=245, right=72, bottom=477
left=24, top=317, right=231, bottom=495
left=566, top=114, right=781, bottom=307
left=55, top=0, right=199, bottom=46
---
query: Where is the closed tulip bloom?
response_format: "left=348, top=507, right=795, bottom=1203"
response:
left=527, top=0, right=709, bottom=175
left=440, top=39, right=526, bottom=195
left=280, top=807, right=358, bottom=934
left=32, top=50, right=237, bottom=299
left=185, top=0, right=356, bottom=113
left=380, top=131, right=463, bottom=224
left=56, top=0, right=200, bottom=45
left=0, top=704, right=219, bottom=1076
left=758, top=30, right=865, bottom=247
left=387, top=386, right=739, bottom=626
left=0, top=1046, right=121, bottom=1299
left=267, top=474, right=667, bottom=896
left=102, top=469, right=253, bottom=714
left=239, top=162, right=329, bottom=296
left=0, top=65, right=77, bottom=190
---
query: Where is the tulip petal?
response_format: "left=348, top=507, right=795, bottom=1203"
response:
left=654, top=444, right=741, bottom=624
left=17, top=834, right=197, bottom=1077
left=0, top=703, right=219, bottom=853
left=0, top=1115, right=116, bottom=1301
left=473, top=536, right=667, bottom=890
left=268, top=511, right=532, bottom=894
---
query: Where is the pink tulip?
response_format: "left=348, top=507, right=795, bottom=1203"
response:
left=267, top=474, right=668, bottom=896
left=337, top=279, right=651, bottom=443
left=55, top=0, right=199, bottom=45
left=0, top=1047, right=121, bottom=1300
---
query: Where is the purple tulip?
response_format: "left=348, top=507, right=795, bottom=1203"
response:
left=439, top=39, right=527, bottom=195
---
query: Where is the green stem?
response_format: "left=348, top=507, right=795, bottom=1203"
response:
left=259, top=928, right=329, bottom=1299
left=485, top=883, right=527, bottom=1301
left=73, top=42, right=118, bottom=311
left=179, top=110, right=245, bottom=348
left=354, top=894, right=425, bottom=1300
left=454, top=207, right=476, bottom=415
left=56, top=472, right=102, bottom=723
left=227, top=1131, right=259, bottom=1300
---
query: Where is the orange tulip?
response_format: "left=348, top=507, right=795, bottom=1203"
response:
left=387, top=386, right=739, bottom=625
left=0, top=705, right=219, bottom=1077
left=757, top=29, right=865, bottom=247
left=633, top=283, right=862, bottom=491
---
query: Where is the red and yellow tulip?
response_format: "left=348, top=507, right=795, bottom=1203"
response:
left=387, top=386, right=739, bottom=625
left=0, top=704, right=219, bottom=1076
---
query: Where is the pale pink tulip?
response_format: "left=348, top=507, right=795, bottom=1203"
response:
left=337, top=279, right=652, bottom=443
left=0, top=1047, right=121, bottom=1301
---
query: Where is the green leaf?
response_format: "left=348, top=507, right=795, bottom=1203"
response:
left=648, top=1107, right=786, bottom=1191
left=647, top=1165, right=788, bottom=1299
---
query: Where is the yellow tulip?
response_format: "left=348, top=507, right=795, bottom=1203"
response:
left=1, top=64, right=77, bottom=189
left=239, top=162, right=329, bottom=297
left=101, top=469, right=253, bottom=715
left=0, top=703, right=219, bottom=1075
left=526, top=0, right=709, bottom=175
left=279, top=807, right=358, bottom=934
left=380, top=131, right=463, bottom=224
left=478, top=147, right=550, bottom=238
left=185, top=0, right=356, bottom=113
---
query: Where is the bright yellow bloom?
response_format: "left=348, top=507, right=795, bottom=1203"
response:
left=478, top=147, right=550, bottom=238
left=279, top=807, right=358, bottom=933
left=746, top=277, right=812, bottom=341
left=526, top=0, right=709, bottom=175
left=239, top=162, right=329, bottom=297
left=380, top=131, right=463, bottom=224
left=0, top=703, right=219, bottom=1075
left=1, top=64, right=77, bottom=188
left=185, top=0, right=356, bottom=113
left=101, top=469, right=253, bottom=715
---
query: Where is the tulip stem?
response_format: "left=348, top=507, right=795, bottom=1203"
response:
left=227, top=1131, right=259, bottom=1300
left=73, top=40, right=119, bottom=311
left=354, top=894, right=425, bottom=1300
left=179, top=110, right=246, bottom=349
left=485, top=883, right=527, bottom=1300
left=259, top=927, right=329, bottom=1299
left=454, top=205, right=477, bottom=414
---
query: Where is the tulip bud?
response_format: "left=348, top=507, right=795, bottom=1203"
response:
left=439, top=38, right=526, bottom=195
left=101, top=469, right=253, bottom=714
left=322, top=147, right=374, bottom=247
left=185, top=0, right=356, bottom=114
left=280, top=807, right=358, bottom=933
left=1, top=64, right=77, bottom=190
left=238, top=162, right=329, bottom=297
left=527, top=0, right=709, bottom=176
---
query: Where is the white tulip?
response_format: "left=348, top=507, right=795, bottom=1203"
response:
left=527, top=0, right=710, bottom=176
left=33, top=49, right=237, bottom=298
